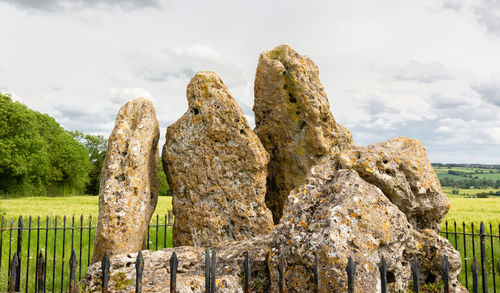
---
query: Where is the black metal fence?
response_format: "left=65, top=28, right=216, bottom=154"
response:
left=0, top=216, right=498, bottom=292
left=0, top=212, right=173, bottom=292
left=26, top=248, right=489, bottom=293
left=441, top=221, right=499, bottom=291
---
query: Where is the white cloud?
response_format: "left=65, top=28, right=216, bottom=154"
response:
left=471, top=73, right=500, bottom=106
left=474, top=0, right=500, bottom=36
left=1, top=0, right=500, bottom=163
left=0, top=0, right=165, bottom=11
left=109, top=87, right=154, bottom=103
left=390, top=61, right=453, bottom=83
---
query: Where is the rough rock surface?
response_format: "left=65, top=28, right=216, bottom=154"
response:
left=269, top=156, right=464, bottom=292
left=254, top=44, right=353, bottom=223
left=337, top=137, right=450, bottom=230
left=81, top=236, right=272, bottom=293
left=162, top=71, right=274, bottom=247
left=82, top=155, right=464, bottom=292
left=92, top=98, right=160, bottom=263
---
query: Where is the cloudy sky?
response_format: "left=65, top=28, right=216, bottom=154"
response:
left=1, top=0, right=499, bottom=163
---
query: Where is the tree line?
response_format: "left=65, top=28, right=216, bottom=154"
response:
left=0, top=93, right=170, bottom=197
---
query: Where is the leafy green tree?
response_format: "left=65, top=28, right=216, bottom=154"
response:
left=69, top=131, right=107, bottom=195
left=0, top=93, right=91, bottom=196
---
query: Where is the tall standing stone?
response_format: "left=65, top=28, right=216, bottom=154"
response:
left=163, top=71, right=274, bottom=247
left=254, top=44, right=353, bottom=223
left=92, top=98, right=160, bottom=263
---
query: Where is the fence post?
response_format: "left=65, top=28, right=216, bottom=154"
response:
left=244, top=251, right=252, bottom=293
left=210, top=249, right=216, bottom=293
left=25, top=216, right=32, bottom=293
left=479, top=222, right=488, bottom=293
left=170, top=251, right=178, bottom=293
left=37, top=251, right=45, bottom=293
left=205, top=249, right=210, bottom=293
left=472, top=257, right=479, bottom=293
left=346, top=256, right=355, bottom=293
left=442, top=255, right=449, bottom=293
left=15, top=216, right=22, bottom=292
left=69, top=250, right=77, bottom=293
left=102, top=252, right=110, bottom=293
left=379, top=256, right=387, bottom=293
left=489, top=223, right=496, bottom=292
left=9, top=252, right=19, bottom=293
left=0, top=216, right=4, bottom=273
left=135, top=250, right=144, bottom=293
left=411, top=255, right=420, bottom=293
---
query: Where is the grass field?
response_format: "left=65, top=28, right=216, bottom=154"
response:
left=0, top=196, right=172, bottom=219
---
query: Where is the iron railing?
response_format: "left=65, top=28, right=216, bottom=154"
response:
left=0, top=216, right=498, bottom=292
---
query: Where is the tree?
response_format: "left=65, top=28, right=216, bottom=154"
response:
left=69, top=131, right=108, bottom=195
left=0, top=93, right=91, bottom=196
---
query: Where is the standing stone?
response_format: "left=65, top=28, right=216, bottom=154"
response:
left=162, top=71, right=274, bottom=247
left=81, top=155, right=465, bottom=292
left=254, top=44, right=353, bottom=223
left=92, top=98, right=160, bottom=263
left=337, top=137, right=450, bottom=230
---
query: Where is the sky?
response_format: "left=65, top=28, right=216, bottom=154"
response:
left=1, top=0, right=499, bottom=164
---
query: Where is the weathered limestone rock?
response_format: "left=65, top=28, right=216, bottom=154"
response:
left=269, top=156, right=464, bottom=292
left=92, top=98, right=160, bottom=263
left=254, top=44, right=353, bottom=223
left=81, top=235, right=272, bottom=293
left=337, top=137, right=450, bottom=230
left=162, top=71, right=274, bottom=247
left=82, top=154, right=464, bottom=293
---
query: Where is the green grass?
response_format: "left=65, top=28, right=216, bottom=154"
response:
left=443, top=197, right=500, bottom=226
left=0, top=195, right=172, bottom=220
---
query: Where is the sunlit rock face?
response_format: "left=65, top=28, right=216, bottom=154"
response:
left=337, top=137, right=450, bottom=230
left=162, top=71, right=274, bottom=247
left=254, top=44, right=353, bottom=224
left=92, top=98, right=160, bottom=263
left=268, top=156, right=464, bottom=292
left=82, top=157, right=464, bottom=293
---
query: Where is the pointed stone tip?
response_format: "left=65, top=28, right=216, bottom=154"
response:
left=125, top=97, right=154, bottom=106
left=262, top=44, right=298, bottom=60
left=189, top=71, right=222, bottom=84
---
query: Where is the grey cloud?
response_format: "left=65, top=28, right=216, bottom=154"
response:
left=442, top=0, right=464, bottom=11
left=0, top=0, right=164, bottom=11
left=474, top=0, right=500, bottom=37
left=55, top=105, right=94, bottom=119
left=135, top=45, right=246, bottom=88
left=351, top=118, right=500, bottom=163
left=391, top=61, right=452, bottom=83
left=428, top=93, right=469, bottom=109
left=143, top=68, right=197, bottom=83
left=471, top=76, right=500, bottom=106
left=362, top=97, right=393, bottom=116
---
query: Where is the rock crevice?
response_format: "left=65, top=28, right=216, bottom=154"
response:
left=254, top=44, right=353, bottom=224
